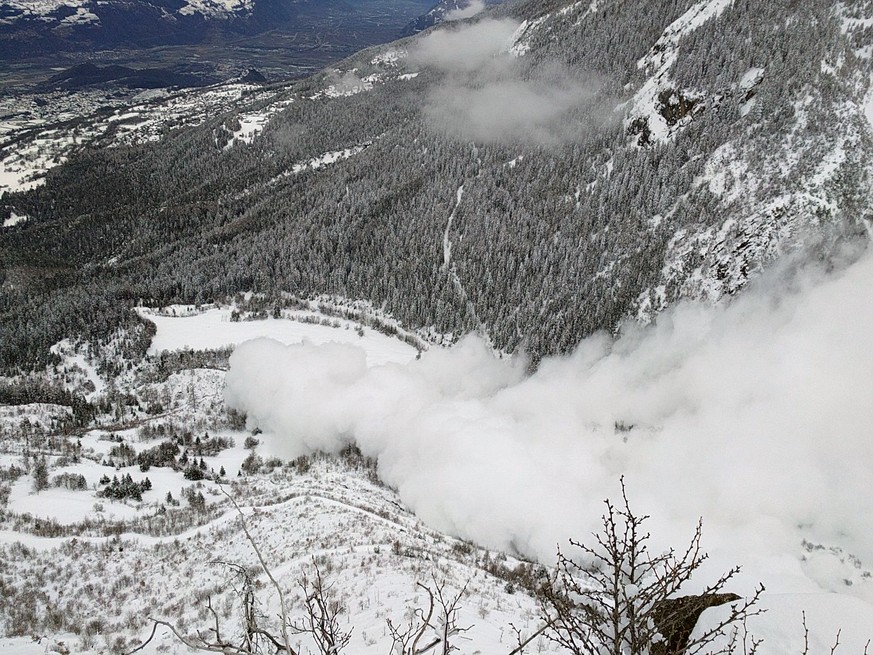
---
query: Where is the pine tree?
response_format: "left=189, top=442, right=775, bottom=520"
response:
left=33, top=457, right=49, bottom=493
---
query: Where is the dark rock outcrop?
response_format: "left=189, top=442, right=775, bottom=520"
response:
left=651, top=593, right=741, bottom=655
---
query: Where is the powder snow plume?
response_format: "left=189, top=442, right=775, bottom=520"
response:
left=225, top=243, right=873, bottom=602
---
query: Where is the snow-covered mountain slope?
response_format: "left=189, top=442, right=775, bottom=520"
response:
left=1, top=1, right=872, bottom=650
left=504, top=0, right=873, bottom=316
left=5, top=0, right=873, bottom=369
left=0, top=451, right=556, bottom=655
left=0, top=301, right=549, bottom=651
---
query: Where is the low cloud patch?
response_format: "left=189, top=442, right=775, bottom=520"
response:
left=409, top=19, right=609, bottom=143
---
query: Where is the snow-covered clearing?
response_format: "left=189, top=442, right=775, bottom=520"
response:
left=3, top=427, right=252, bottom=528
left=223, top=100, right=293, bottom=149
left=309, top=71, right=377, bottom=100
left=8, top=473, right=141, bottom=523
left=223, top=113, right=270, bottom=148
left=0, top=159, right=47, bottom=194
left=370, top=49, right=405, bottom=67
left=1, top=211, right=27, bottom=228
left=290, top=144, right=370, bottom=174
left=137, top=306, right=417, bottom=366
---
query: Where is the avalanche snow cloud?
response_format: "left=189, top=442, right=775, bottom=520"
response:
left=225, top=245, right=873, bottom=600
left=410, top=19, right=605, bottom=143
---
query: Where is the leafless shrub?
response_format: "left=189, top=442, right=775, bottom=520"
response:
left=289, top=562, right=352, bottom=655
left=387, top=576, right=470, bottom=655
left=798, top=611, right=870, bottom=655
left=539, top=478, right=764, bottom=655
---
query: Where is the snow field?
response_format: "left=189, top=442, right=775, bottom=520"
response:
left=3, top=427, right=251, bottom=527
left=0, top=458, right=559, bottom=655
left=138, top=306, right=418, bottom=366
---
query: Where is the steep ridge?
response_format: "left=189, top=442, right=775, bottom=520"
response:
left=2, top=0, right=872, bottom=369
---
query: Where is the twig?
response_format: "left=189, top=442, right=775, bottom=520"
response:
left=219, top=485, right=298, bottom=655
left=507, top=622, right=549, bottom=655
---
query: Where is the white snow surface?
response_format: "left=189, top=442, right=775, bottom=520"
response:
left=138, top=306, right=417, bottom=367
left=739, top=66, right=765, bottom=90
left=9, top=472, right=141, bottom=523
left=1, top=211, right=27, bottom=228
left=223, top=100, right=293, bottom=149
left=370, top=49, right=405, bottom=66
left=310, top=70, right=376, bottom=99
left=177, top=0, right=252, bottom=18
left=224, top=113, right=269, bottom=148
left=508, top=16, right=547, bottom=56
left=290, top=144, right=370, bottom=174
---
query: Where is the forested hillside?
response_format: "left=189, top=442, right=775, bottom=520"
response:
left=2, top=0, right=871, bottom=371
